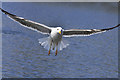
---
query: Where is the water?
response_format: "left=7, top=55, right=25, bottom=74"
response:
left=2, top=2, right=118, bottom=78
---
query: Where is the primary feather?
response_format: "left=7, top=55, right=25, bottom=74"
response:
left=0, top=8, right=51, bottom=34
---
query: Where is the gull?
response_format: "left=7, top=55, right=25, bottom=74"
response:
left=0, top=8, right=119, bottom=56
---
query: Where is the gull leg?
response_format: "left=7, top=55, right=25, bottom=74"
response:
left=48, top=42, right=52, bottom=56
left=48, top=49, right=50, bottom=56
left=55, top=49, right=58, bottom=56
left=55, top=43, right=58, bottom=56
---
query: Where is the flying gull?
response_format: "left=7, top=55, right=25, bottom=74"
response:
left=0, top=8, right=119, bottom=56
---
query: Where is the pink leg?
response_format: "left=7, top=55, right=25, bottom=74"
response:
left=55, top=43, right=58, bottom=56
left=48, top=42, right=52, bottom=56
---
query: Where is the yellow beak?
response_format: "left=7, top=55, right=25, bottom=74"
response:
left=59, top=31, right=61, bottom=34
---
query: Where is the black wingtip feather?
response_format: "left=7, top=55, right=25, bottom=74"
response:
left=101, top=24, right=120, bottom=31
left=0, top=8, right=16, bottom=16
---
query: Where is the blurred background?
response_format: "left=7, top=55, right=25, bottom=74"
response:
left=2, top=2, right=118, bottom=78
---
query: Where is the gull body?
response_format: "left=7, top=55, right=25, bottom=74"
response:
left=0, top=8, right=119, bottom=56
left=50, top=27, right=63, bottom=43
left=49, top=27, right=63, bottom=55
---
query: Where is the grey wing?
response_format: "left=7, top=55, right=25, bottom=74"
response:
left=63, top=24, right=120, bottom=37
left=0, top=8, right=51, bottom=34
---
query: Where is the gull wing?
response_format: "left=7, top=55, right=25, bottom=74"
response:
left=63, top=24, right=120, bottom=37
left=0, top=8, right=51, bottom=34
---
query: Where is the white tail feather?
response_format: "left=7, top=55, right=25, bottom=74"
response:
left=38, top=37, right=51, bottom=50
left=58, top=39, right=69, bottom=51
left=38, top=37, right=69, bottom=51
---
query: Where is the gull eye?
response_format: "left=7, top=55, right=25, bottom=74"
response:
left=61, top=30, right=63, bottom=33
left=57, top=29, right=59, bottom=30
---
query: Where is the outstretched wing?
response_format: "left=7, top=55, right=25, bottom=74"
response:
left=0, top=8, right=51, bottom=34
left=63, top=24, right=120, bottom=37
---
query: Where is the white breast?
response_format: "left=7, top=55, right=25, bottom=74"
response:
left=50, top=28, right=62, bottom=43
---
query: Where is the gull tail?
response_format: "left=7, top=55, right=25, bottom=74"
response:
left=38, top=37, right=51, bottom=50
left=58, top=39, right=69, bottom=51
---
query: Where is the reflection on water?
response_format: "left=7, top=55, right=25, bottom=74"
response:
left=2, top=2, right=118, bottom=78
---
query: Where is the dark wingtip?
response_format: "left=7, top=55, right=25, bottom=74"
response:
left=102, top=24, right=120, bottom=31
left=0, top=8, right=5, bottom=12
left=109, top=24, right=120, bottom=30
left=0, top=8, right=16, bottom=16
left=0, top=8, right=5, bottom=13
left=113, top=24, right=120, bottom=28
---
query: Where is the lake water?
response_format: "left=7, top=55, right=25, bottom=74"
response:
left=2, top=2, right=118, bottom=78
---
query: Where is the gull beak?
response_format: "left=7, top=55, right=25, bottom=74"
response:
left=59, top=31, right=61, bottom=34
